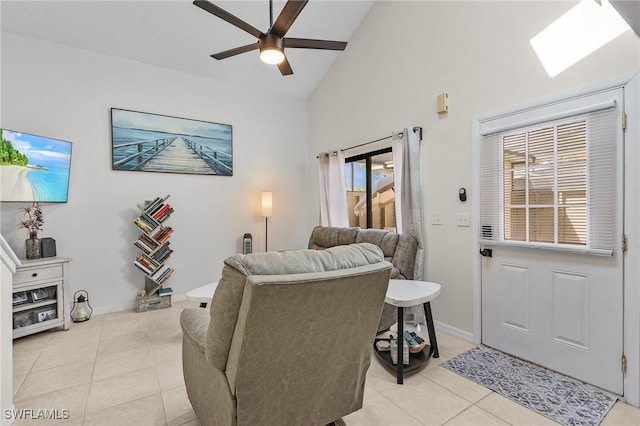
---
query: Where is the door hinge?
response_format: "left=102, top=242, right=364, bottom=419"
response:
left=622, top=234, right=628, bottom=252
left=622, top=355, right=627, bottom=374
left=622, top=112, right=627, bottom=130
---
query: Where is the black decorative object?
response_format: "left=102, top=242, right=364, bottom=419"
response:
left=41, top=237, right=57, bottom=258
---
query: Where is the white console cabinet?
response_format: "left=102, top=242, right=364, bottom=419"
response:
left=12, top=257, right=72, bottom=339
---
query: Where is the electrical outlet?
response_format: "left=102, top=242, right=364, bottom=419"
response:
left=457, top=213, right=470, bottom=227
left=431, top=213, right=443, bottom=225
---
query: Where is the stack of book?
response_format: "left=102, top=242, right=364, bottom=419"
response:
left=150, top=226, right=173, bottom=244
left=150, top=265, right=174, bottom=286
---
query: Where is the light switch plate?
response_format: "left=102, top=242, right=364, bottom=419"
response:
left=457, top=213, right=470, bottom=227
left=432, top=213, right=443, bottom=225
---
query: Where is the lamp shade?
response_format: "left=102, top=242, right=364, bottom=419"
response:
left=261, top=191, right=273, bottom=217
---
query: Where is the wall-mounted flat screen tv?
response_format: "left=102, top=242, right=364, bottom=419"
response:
left=0, top=129, right=72, bottom=203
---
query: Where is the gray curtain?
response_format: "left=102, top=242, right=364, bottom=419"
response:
left=392, top=127, right=425, bottom=323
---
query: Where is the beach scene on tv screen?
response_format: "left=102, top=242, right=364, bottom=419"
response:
left=0, top=129, right=72, bottom=202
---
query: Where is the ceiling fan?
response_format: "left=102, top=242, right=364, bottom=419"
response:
left=193, top=0, right=348, bottom=76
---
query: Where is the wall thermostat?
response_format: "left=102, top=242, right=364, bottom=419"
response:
left=459, top=188, right=467, bottom=202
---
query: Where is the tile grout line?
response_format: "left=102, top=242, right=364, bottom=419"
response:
left=81, top=321, right=104, bottom=423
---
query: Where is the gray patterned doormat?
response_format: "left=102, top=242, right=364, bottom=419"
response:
left=441, top=345, right=618, bottom=426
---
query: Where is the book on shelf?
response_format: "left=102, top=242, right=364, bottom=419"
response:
left=146, top=201, right=165, bottom=217
left=135, top=253, right=160, bottom=273
left=150, top=240, right=170, bottom=254
left=149, top=264, right=170, bottom=279
left=142, top=194, right=170, bottom=215
left=152, top=247, right=173, bottom=264
left=149, top=265, right=174, bottom=286
left=140, top=212, right=160, bottom=228
left=134, top=240, right=152, bottom=255
left=157, top=268, right=174, bottom=284
left=141, top=233, right=159, bottom=245
left=151, top=203, right=172, bottom=220
left=134, top=213, right=160, bottom=233
left=134, top=217, right=153, bottom=233
left=134, top=235, right=160, bottom=254
left=157, top=287, right=173, bottom=296
left=156, top=208, right=174, bottom=223
left=151, top=227, right=174, bottom=243
left=139, top=197, right=160, bottom=212
left=134, top=262, right=152, bottom=275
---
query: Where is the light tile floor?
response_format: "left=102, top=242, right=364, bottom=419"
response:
left=11, top=300, right=640, bottom=425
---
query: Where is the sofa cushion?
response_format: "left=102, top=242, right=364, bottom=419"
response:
left=355, top=228, right=399, bottom=258
left=205, top=243, right=385, bottom=371
left=390, top=233, right=419, bottom=280
left=309, top=225, right=418, bottom=281
left=307, top=226, right=359, bottom=249
left=227, top=242, right=383, bottom=275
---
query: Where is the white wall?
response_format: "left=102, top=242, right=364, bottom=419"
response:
left=308, top=1, right=640, bottom=334
left=1, top=33, right=311, bottom=313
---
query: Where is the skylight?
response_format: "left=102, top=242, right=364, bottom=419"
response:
left=530, top=0, right=631, bottom=77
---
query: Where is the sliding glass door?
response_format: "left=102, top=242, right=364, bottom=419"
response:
left=345, top=148, right=395, bottom=230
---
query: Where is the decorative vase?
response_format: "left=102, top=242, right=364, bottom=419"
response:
left=25, top=233, right=41, bottom=260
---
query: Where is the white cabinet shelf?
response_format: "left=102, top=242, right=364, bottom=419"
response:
left=12, top=257, right=72, bottom=339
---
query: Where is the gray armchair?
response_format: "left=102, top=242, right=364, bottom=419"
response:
left=180, top=243, right=392, bottom=426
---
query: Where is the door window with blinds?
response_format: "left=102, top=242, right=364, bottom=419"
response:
left=479, top=89, right=622, bottom=255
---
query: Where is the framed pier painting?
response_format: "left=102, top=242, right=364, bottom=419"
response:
left=111, top=108, right=233, bottom=176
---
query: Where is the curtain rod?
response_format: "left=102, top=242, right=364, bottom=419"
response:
left=317, top=126, right=422, bottom=158
left=343, top=126, right=423, bottom=152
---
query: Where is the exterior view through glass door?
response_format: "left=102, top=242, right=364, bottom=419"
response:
left=345, top=149, right=395, bottom=231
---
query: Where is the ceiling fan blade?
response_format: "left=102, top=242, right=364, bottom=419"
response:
left=211, top=42, right=259, bottom=60
left=284, top=38, right=347, bottom=51
left=194, top=0, right=264, bottom=39
left=277, top=56, right=294, bottom=76
left=270, top=0, right=309, bottom=37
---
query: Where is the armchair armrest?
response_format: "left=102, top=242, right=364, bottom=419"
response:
left=180, top=307, right=210, bottom=354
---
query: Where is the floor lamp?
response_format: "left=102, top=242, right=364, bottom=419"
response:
left=261, top=191, right=272, bottom=252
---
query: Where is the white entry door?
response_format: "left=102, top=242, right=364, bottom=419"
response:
left=479, top=87, right=624, bottom=394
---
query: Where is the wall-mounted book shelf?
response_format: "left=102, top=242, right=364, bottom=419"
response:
left=134, top=194, right=174, bottom=309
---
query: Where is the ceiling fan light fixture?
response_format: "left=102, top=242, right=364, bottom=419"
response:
left=259, top=34, right=285, bottom=64
left=260, top=47, right=285, bottom=64
left=195, top=0, right=348, bottom=75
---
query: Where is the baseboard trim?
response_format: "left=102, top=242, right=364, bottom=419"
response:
left=92, top=302, right=136, bottom=316
left=434, top=320, right=475, bottom=343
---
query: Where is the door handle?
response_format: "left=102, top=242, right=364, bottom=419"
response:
left=480, top=248, right=493, bottom=257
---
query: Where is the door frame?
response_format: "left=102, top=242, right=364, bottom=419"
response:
left=471, top=71, right=640, bottom=406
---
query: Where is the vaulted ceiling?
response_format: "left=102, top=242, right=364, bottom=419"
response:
left=3, top=1, right=637, bottom=99
left=1, top=0, right=375, bottom=99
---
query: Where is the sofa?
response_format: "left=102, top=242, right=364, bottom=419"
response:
left=180, top=243, right=392, bottom=426
left=308, top=226, right=419, bottom=332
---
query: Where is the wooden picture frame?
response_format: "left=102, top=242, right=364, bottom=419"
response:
left=111, top=108, right=233, bottom=176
